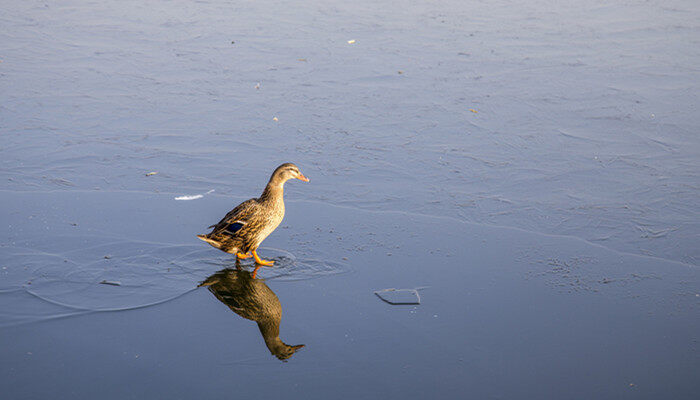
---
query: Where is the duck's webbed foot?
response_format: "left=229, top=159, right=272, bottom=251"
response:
left=252, top=250, right=274, bottom=266
left=236, top=252, right=252, bottom=259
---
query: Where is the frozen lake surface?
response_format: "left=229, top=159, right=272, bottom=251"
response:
left=1, top=0, right=699, bottom=399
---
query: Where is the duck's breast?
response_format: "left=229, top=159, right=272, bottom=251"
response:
left=253, top=205, right=284, bottom=247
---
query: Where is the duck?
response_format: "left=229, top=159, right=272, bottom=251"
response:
left=197, top=163, right=309, bottom=266
left=199, top=267, right=305, bottom=361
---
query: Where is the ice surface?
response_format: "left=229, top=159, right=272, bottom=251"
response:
left=1, top=0, right=698, bottom=266
left=1, top=0, right=699, bottom=398
left=0, top=190, right=698, bottom=399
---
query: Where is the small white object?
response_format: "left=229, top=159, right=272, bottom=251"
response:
left=175, top=189, right=215, bottom=201
left=347, top=39, right=356, bottom=44
left=175, top=194, right=203, bottom=201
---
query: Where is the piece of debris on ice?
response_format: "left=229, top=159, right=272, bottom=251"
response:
left=145, top=171, right=158, bottom=176
left=347, top=39, right=356, bottom=44
left=175, top=189, right=215, bottom=201
left=254, top=82, right=260, bottom=89
left=273, top=117, right=279, bottom=122
left=469, top=108, right=478, bottom=113
left=374, top=288, right=424, bottom=305
left=99, top=280, right=121, bottom=286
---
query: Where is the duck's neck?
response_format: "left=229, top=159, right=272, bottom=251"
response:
left=258, top=320, right=288, bottom=358
left=260, top=180, right=285, bottom=204
left=258, top=318, right=281, bottom=343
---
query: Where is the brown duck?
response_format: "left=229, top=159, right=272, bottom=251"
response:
left=197, top=163, right=309, bottom=267
left=199, top=267, right=305, bottom=361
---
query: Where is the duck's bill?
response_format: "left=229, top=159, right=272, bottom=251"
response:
left=297, top=174, right=310, bottom=182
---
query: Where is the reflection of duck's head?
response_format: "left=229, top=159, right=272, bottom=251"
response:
left=267, top=340, right=305, bottom=361
left=199, top=267, right=304, bottom=361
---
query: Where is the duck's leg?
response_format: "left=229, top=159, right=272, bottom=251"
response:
left=252, top=249, right=274, bottom=266
left=236, top=252, right=252, bottom=259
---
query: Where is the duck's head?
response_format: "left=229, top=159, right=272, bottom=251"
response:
left=270, top=163, right=310, bottom=184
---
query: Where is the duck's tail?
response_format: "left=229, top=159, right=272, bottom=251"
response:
left=197, top=234, right=240, bottom=254
left=197, top=234, right=222, bottom=249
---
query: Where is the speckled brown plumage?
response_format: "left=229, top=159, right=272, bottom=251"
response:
left=199, top=267, right=304, bottom=361
left=197, top=163, right=309, bottom=264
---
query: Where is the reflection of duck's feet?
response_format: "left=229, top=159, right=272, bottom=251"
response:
left=236, top=252, right=252, bottom=259
left=251, top=265, right=262, bottom=279
left=252, top=250, right=274, bottom=266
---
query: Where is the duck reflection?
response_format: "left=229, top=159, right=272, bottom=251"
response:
left=199, top=265, right=304, bottom=361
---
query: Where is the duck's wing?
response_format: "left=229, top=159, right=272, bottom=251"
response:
left=210, top=199, right=262, bottom=236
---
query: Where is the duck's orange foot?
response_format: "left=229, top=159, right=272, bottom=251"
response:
left=252, top=250, right=274, bottom=266
left=236, top=252, right=252, bottom=259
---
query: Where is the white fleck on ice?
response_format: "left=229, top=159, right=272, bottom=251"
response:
left=175, top=189, right=215, bottom=201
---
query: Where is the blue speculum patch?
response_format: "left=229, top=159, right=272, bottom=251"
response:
left=225, top=222, right=244, bottom=235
